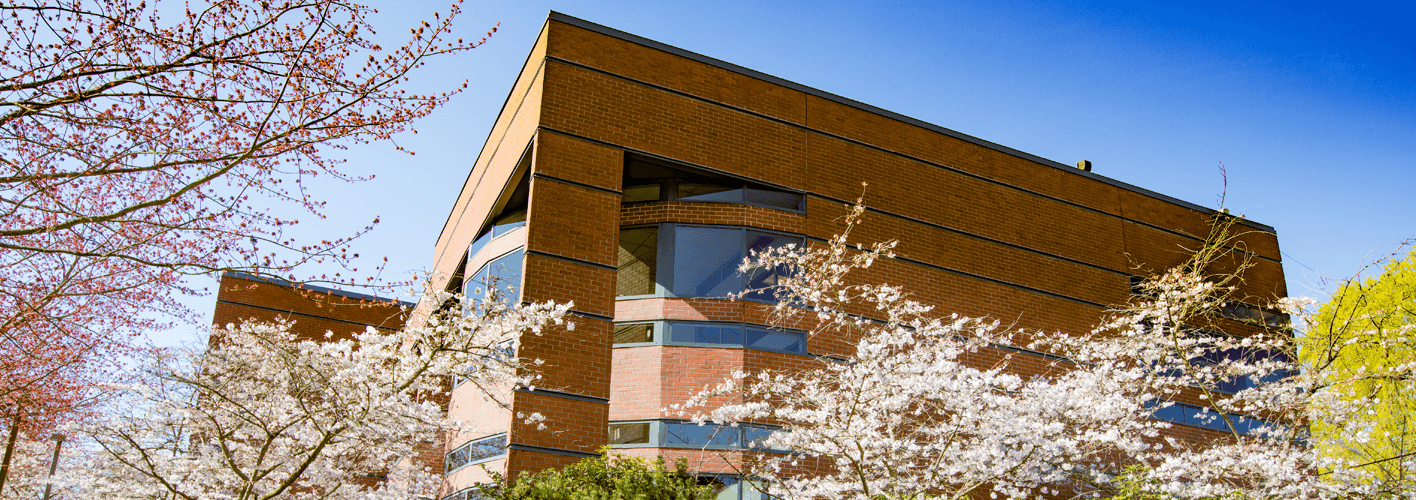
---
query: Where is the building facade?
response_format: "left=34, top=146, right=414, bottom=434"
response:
left=426, top=12, right=1288, bottom=500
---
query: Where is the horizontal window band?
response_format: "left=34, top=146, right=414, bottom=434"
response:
left=524, top=249, right=618, bottom=272
left=536, top=60, right=1280, bottom=263
left=508, top=443, right=602, bottom=458
left=531, top=172, right=623, bottom=196
left=214, top=299, right=403, bottom=331
left=515, top=387, right=610, bottom=404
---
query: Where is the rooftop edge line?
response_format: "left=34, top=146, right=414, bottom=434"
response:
left=544, top=10, right=1276, bottom=234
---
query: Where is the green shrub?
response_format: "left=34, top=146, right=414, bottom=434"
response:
left=480, top=451, right=715, bottom=500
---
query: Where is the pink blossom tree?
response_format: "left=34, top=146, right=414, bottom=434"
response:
left=0, top=0, right=491, bottom=439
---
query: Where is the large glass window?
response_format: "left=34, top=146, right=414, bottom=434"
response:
left=444, top=434, right=507, bottom=473
left=623, top=157, right=804, bottom=212
left=1146, top=401, right=1282, bottom=436
left=616, top=225, right=801, bottom=301
left=607, top=420, right=786, bottom=453
left=613, top=321, right=807, bottom=355
left=465, top=249, right=524, bottom=312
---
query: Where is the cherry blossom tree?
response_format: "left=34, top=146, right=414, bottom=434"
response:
left=678, top=203, right=1408, bottom=499
left=41, top=287, right=573, bottom=500
left=0, top=0, right=492, bottom=436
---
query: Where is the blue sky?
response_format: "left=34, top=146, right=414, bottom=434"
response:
left=166, top=0, right=1415, bottom=343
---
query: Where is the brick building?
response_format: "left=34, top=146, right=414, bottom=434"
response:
left=421, top=12, right=1288, bottom=500
left=212, top=272, right=411, bottom=340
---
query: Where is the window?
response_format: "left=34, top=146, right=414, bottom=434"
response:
left=1152, top=330, right=1296, bottom=395
left=608, top=422, right=651, bottom=445
left=616, top=225, right=801, bottom=301
left=468, top=161, right=530, bottom=261
left=1220, top=302, right=1288, bottom=327
left=607, top=420, right=786, bottom=453
left=465, top=249, right=524, bottom=311
left=613, top=321, right=807, bottom=355
left=612, top=323, right=654, bottom=344
left=623, top=157, right=804, bottom=212
left=1146, top=401, right=1282, bottom=436
left=444, top=434, right=507, bottom=473
left=452, top=340, right=516, bottom=387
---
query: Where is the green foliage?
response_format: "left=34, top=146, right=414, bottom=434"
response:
left=482, top=451, right=715, bottom=500
left=1303, top=248, right=1416, bottom=486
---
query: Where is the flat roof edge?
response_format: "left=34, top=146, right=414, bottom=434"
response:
left=221, top=271, right=415, bottom=306
left=545, top=11, right=1275, bottom=234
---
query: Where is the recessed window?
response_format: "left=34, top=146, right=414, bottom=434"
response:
left=616, top=225, right=801, bottom=301
left=608, top=422, right=652, bottom=445
left=612, top=323, right=654, bottom=344
left=623, top=157, right=803, bottom=212
left=617, top=228, right=659, bottom=296
left=607, top=420, right=786, bottom=453
left=613, top=321, right=807, bottom=355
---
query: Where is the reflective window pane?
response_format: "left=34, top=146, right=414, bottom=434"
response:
left=743, top=188, right=803, bottom=211
left=671, top=323, right=742, bottom=345
left=744, top=231, right=798, bottom=301
left=672, top=227, right=744, bottom=298
left=677, top=183, right=741, bottom=203
left=663, top=422, right=741, bottom=447
left=618, top=228, right=659, bottom=296
left=608, top=423, right=651, bottom=444
left=744, top=328, right=805, bottom=353
left=613, top=324, right=654, bottom=344
left=490, top=250, right=523, bottom=305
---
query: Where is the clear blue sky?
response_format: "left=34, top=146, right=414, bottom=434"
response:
left=167, top=0, right=1416, bottom=343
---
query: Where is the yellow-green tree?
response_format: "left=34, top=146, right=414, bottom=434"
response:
left=1304, top=248, right=1416, bottom=491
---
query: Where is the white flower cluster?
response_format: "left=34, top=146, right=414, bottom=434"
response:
left=44, top=286, right=572, bottom=500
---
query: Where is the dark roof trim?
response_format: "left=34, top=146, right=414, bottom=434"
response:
left=545, top=11, right=1275, bottom=233
left=221, top=271, right=414, bottom=306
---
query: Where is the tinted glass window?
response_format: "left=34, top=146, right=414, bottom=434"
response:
left=663, top=422, right=741, bottom=447
left=618, top=228, right=659, bottom=296
left=744, top=188, right=803, bottom=211
left=613, top=324, right=654, bottom=344
left=608, top=422, right=652, bottom=444
left=466, top=250, right=523, bottom=311
left=744, top=231, right=796, bottom=301
left=623, top=157, right=803, bottom=212
left=677, top=183, right=741, bottom=203
left=744, top=328, right=805, bottom=354
left=445, top=434, right=506, bottom=472
left=671, top=323, right=743, bottom=345
left=673, top=227, right=744, bottom=298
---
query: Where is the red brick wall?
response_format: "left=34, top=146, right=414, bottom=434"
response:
left=428, top=13, right=1290, bottom=488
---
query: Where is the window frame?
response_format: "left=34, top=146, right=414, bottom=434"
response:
left=444, top=433, right=508, bottom=475
left=464, top=246, right=526, bottom=312
left=1146, top=401, right=1285, bottom=436
left=612, top=320, right=810, bottom=356
left=607, top=419, right=789, bottom=453
left=616, top=223, right=803, bottom=304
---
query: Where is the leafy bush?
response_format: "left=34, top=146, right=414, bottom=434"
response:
left=482, top=451, right=715, bottom=500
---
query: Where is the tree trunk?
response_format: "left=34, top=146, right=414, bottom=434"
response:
left=0, top=411, right=20, bottom=493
